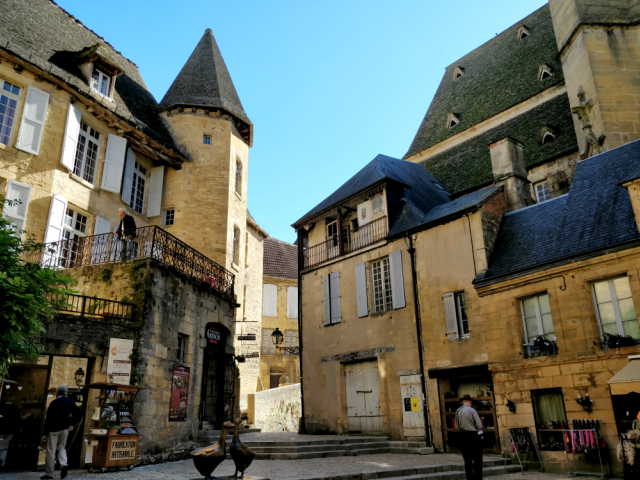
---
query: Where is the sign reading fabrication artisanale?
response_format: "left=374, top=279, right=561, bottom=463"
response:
left=109, top=439, right=137, bottom=460
left=107, top=338, right=133, bottom=385
left=169, top=365, right=190, bottom=421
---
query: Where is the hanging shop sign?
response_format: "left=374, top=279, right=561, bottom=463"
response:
left=106, top=338, right=134, bottom=385
left=205, top=323, right=221, bottom=345
left=169, top=365, right=190, bottom=421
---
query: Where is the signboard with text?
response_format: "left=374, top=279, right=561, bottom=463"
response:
left=107, top=338, right=133, bottom=385
left=169, top=365, right=190, bottom=421
left=205, top=323, right=221, bottom=345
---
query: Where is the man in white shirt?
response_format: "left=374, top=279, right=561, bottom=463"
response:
left=455, top=394, right=484, bottom=479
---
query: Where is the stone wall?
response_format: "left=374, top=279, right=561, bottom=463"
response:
left=249, top=383, right=301, bottom=433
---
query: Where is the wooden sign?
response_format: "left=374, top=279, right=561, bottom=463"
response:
left=109, top=438, right=137, bottom=461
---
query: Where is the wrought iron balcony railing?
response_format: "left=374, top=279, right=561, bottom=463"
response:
left=47, top=292, right=135, bottom=321
left=23, top=225, right=234, bottom=297
left=303, top=216, right=388, bottom=269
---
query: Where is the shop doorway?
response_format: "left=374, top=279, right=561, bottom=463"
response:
left=345, top=359, right=382, bottom=433
left=200, top=323, right=235, bottom=429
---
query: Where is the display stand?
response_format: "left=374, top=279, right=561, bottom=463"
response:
left=83, top=383, right=145, bottom=473
left=505, top=427, right=544, bottom=473
left=562, top=420, right=608, bottom=479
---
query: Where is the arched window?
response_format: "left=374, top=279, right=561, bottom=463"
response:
left=447, top=114, right=460, bottom=129
left=542, top=131, right=555, bottom=145
left=539, top=65, right=552, bottom=81
left=518, top=26, right=530, bottom=40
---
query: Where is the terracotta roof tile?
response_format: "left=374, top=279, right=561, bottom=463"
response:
left=263, top=238, right=298, bottom=280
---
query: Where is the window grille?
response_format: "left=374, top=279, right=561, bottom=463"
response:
left=73, top=121, right=101, bottom=184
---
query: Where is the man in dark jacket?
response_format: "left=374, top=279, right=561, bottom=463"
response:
left=113, top=208, right=137, bottom=260
left=41, top=386, right=82, bottom=480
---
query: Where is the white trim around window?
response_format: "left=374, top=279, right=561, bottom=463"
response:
left=520, top=292, right=554, bottom=344
left=592, top=276, right=640, bottom=342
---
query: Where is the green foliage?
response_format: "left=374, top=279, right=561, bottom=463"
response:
left=101, top=266, right=113, bottom=283
left=0, top=196, right=75, bottom=377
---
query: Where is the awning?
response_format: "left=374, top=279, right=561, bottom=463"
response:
left=608, top=356, right=640, bottom=395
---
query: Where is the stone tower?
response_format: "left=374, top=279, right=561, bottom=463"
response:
left=158, top=29, right=264, bottom=411
left=549, top=0, right=640, bottom=155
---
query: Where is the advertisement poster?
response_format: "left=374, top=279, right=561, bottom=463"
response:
left=107, top=338, right=134, bottom=385
left=169, top=365, right=190, bottom=421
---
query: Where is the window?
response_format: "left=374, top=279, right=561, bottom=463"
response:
left=0, top=80, right=21, bottom=146
left=521, top=293, right=557, bottom=357
left=261, top=328, right=276, bottom=355
left=177, top=333, right=188, bottom=363
left=453, top=66, right=464, bottom=79
left=447, top=116, right=459, bottom=129
left=203, top=135, right=211, bottom=145
left=518, top=27, right=530, bottom=40
left=164, top=209, right=175, bottom=226
left=59, top=207, right=88, bottom=267
left=539, top=67, right=552, bottom=81
left=542, top=131, right=555, bottom=145
left=285, top=330, right=298, bottom=355
left=372, top=258, right=393, bottom=313
left=287, top=286, right=298, bottom=319
left=235, top=160, right=242, bottom=195
left=73, top=121, right=101, bottom=184
left=372, top=193, right=384, bottom=215
left=535, top=182, right=551, bottom=203
left=130, top=161, right=147, bottom=214
left=91, top=68, right=111, bottom=98
left=322, top=272, right=342, bottom=325
left=233, top=226, right=240, bottom=265
left=443, top=291, right=468, bottom=339
left=592, top=276, right=640, bottom=342
left=532, top=388, right=567, bottom=451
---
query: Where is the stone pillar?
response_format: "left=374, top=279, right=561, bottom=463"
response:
left=489, top=137, right=533, bottom=212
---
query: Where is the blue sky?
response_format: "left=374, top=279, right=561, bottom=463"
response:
left=59, top=0, right=547, bottom=242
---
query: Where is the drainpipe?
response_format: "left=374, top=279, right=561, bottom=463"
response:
left=297, top=229, right=307, bottom=433
left=407, top=234, right=432, bottom=445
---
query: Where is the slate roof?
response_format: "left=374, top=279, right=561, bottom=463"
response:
left=0, top=0, right=179, bottom=151
left=480, top=140, right=640, bottom=282
left=263, top=238, right=298, bottom=280
left=405, top=4, right=564, bottom=160
left=417, top=93, right=579, bottom=195
left=159, top=29, right=250, bottom=126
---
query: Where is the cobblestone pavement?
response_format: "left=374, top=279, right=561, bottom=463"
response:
left=0, top=453, right=604, bottom=480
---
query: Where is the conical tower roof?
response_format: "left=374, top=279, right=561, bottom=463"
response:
left=160, top=29, right=251, bottom=128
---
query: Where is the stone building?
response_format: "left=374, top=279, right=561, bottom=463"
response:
left=295, top=1, right=640, bottom=475
left=0, top=0, right=265, bottom=470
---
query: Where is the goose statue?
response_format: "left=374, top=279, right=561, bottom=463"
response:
left=191, top=420, right=233, bottom=479
left=229, top=418, right=256, bottom=479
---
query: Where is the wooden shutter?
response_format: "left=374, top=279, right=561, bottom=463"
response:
left=443, top=292, right=459, bottom=340
left=94, top=216, right=111, bottom=235
left=60, top=103, right=81, bottom=171
left=322, top=274, right=331, bottom=326
left=356, top=262, right=368, bottom=317
left=16, top=86, right=49, bottom=155
left=4, top=180, right=32, bottom=237
left=330, top=271, right=341, bottom=324
left=44, top=194, right=68, bottom=244
left=389, top=250, right=406, bottom=309
left=147, top=166, right=164, bottom=217
left=101, top=134, right=128, bottom=193
left=262, top=329, right=275, bottom=355
left=121, top=148, right=136, bottom=204
left=263, top=284, right=277, bottom=317
left=287, top=286, right=298, bottom=319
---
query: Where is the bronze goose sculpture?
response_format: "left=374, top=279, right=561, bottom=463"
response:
left=229, top=418, right=256, bottom=479
left=191, top=421, right=233, bottom=479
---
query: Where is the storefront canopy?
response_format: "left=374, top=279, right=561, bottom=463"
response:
left=608, top=356, right=640, bottom=395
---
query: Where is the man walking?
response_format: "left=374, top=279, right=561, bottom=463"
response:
left=455, top=394, right=484, bottom=480
left=113, top=207, right=137, bottom=260
left=41, top=386, right=82, bottom=480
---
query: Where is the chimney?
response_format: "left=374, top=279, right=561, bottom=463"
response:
left=489, top=137, right=533, bottom=212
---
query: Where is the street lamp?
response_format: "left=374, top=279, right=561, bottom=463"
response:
left=271, top=327, right=299, bottom=355
left=74, top=367, right=86, bottom=387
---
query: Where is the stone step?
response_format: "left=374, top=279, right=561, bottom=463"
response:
left=256, top=446, right=392, bottom=460
left=374, top=465, right=520, bottom=480
left=388, top=441, right=429, bottom=448
left=251, top=441, right=390, bottom=453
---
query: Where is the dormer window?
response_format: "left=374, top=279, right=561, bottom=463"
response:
left=91, top=68, right=111, bottom=97
left=518, top=26, right=530, bottom=40
left=453, top=66, right=464, bottom=80
left=77, top=43, right=123, bottom=101
left=447, top=114, right=460, bottom=129
left=540, top=126, right=556, bottom=145
left=539, top=65, right=552, bottom=81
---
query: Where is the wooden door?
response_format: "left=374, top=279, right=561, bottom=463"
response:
left=400, top=374, right=425, bottom=437
left=345, top=360, right=382, bottom=433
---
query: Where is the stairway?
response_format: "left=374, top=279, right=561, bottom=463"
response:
left=198, top=424, right=262, bottom=445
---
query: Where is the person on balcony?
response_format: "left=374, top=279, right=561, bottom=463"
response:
left=114, top=208, right=137, bottom=260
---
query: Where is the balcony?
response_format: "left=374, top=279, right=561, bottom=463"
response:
left=47, top=292, right=135, bottom=321
left=523, top=340, right=559, bottom=359
left=303, top=216, right=388, bottom=269
left=22, top=225, right=234, bottom=297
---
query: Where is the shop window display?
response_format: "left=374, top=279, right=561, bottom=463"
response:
left=532, top=388, right=568, bottom=451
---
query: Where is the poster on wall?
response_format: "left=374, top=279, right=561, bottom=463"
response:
left=107, top=338, right=134, bottom=385
left=169, top=365, right=190, bottom=421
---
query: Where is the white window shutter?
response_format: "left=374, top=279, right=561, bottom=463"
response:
left=263, top=284, right=277, bottom=317
left=16, top=86, right=50, bottom=155
left=3, top=180, right=32, bottom=237
left=147, top=166, right=164, bottom=217
left=330, top=271, right=341, bottom=324
left=94, top=216, right=111, bottom=235
left=44, top=194, right=68, bottom=244
left=322, top=274, right=331, bottom=326
left=121, top=148, right=136, bottom=204
left=101, top=134, right=127, bottom=193
left=60, top=103, right=81, bottom=171
left=389, top=250, right=406, bottom=309
left=287, top=286, right=298, bottom=319
left=356, top=262, right=368, bottom=317
left=443, top=292, right=459, bottom=340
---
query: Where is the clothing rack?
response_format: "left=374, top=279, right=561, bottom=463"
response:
left=562, top=419, right=608, bottom=479
left=505, top=427, right=543, bottom=473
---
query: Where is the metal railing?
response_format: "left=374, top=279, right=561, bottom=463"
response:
left=23, top=226, right=234, bottom=297
left=523, top=341, right=559, bottom=359
left=303, top=216, right=388, bottom=269
left=47, top=292, right=135, bottom=320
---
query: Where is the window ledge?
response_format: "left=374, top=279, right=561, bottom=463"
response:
left=0, top=143, right=18, bottom=155
left=69, top=172, right=99, bottom=190
left=232, top=262, right=240, bottom=272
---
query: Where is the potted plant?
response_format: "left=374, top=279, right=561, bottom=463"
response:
left=604, top=332, right=636, bottom=348
left=533, top=335, right=558, bottom=355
